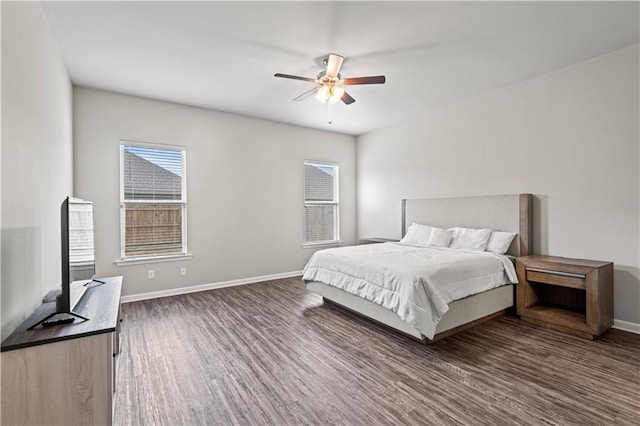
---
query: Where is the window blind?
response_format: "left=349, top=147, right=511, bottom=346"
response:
left=68, top=202, right=95, bottom=264
left=120, top=144, right=187, bottom=259
left=304, top=161, right=339, bottom=244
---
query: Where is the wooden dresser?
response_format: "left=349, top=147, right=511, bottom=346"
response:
left=516, top=256, right=613, bottom=339
left=1, top=276, right=123, bottom=425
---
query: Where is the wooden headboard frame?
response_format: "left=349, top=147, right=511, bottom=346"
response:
left=401, top=194, right=532, bottom=257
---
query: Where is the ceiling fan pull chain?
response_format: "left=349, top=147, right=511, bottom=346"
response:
left=327, top=103, right=332, bottom=125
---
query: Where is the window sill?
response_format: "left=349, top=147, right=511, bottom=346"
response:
left=114, top=253, right=192, bottom=266
left=302, top=241, right=343, bottom=249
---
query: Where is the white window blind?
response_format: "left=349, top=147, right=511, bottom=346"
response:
left=120, top=143, right=187, bottom=259
left=304, top=161, right=339, bottom=245
left=68, top=202, right=95, bottom=264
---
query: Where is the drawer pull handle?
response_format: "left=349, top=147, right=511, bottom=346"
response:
left=526, top=267, right=586, bottom=279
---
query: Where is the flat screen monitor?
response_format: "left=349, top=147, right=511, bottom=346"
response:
left=29, top=196, right=96, bottom=329
left=60, top=196, right=96, bottom=313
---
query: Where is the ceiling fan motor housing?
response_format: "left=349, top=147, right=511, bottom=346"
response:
left=317, top=71, right=342, bottom=83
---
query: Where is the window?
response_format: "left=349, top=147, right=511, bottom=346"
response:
left=304, top=161, right=339, bottom=246
left=119, top=143, right=187, bottom=262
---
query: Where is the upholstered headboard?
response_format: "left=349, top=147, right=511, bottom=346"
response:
left=401, top=194, right=532, bottom=257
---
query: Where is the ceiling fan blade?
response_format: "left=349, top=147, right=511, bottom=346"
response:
left=293, top=86, right=319, bottom=101
left=343, top=75, right=386, bottom=85
left=325, top=54, right=344, bottom=78
left=341, top=91, right=356, bottom=105
left=274, top=73, right=317, bottom=83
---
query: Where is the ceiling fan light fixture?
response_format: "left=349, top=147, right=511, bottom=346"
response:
left=316, top=84, right=345, bottom=104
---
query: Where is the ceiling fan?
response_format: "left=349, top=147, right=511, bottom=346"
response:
left=274, top=53, right=385, bottom=105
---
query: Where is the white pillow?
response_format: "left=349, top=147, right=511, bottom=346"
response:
left=399, top=223, right=433, bottom=246
left=486, top=231, right=517, bottom=254
left=449, top=227, right=493, bottom=251
left=427, top=227, right=452, bottom=247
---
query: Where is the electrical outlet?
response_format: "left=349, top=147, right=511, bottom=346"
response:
left=180, top=267, right=187, bottom=276
left=148, top=269, right=155, bottom=279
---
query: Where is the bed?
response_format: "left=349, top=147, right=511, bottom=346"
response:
left=303, top=194, right=532, bottom=342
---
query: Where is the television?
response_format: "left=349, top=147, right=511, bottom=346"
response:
left=29, top=197, right=100, bottom=329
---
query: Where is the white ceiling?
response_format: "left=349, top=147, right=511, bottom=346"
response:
left=42, top=1, right=639, bottom=136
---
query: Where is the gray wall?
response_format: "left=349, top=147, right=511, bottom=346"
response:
left=73, top=88, right=356, bottom=297
left=357, top=45, right=640, bottom=324
left=1, top=2, right=73, bottom=339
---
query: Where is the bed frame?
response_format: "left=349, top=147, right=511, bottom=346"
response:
left=306, top=193, right=532, bottom=342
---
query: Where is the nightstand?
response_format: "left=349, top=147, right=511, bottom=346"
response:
left=358, top=237, right=399, bottom=245
left=516, top=255, right=613, bottom=339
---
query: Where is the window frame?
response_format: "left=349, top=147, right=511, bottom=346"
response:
left=116, top=141, right=190, bottom=265
left=303, top=160, right=341, bottom=248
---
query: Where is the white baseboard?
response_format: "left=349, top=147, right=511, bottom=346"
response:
left=612, top=319, right=640, bottom=334
left=121, top=270, right=303, bottom=303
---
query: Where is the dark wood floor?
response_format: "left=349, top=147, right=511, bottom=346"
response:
left=115, top=277, right=640, bottom=425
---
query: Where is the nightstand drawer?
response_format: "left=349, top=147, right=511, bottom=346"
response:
left=526, top=268, right=586, bottom=290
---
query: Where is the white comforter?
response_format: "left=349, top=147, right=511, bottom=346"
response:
left=302, top=243, right=518, bottom=339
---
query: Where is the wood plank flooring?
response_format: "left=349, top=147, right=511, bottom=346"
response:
left=114, top=277, right=640, bottom=425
